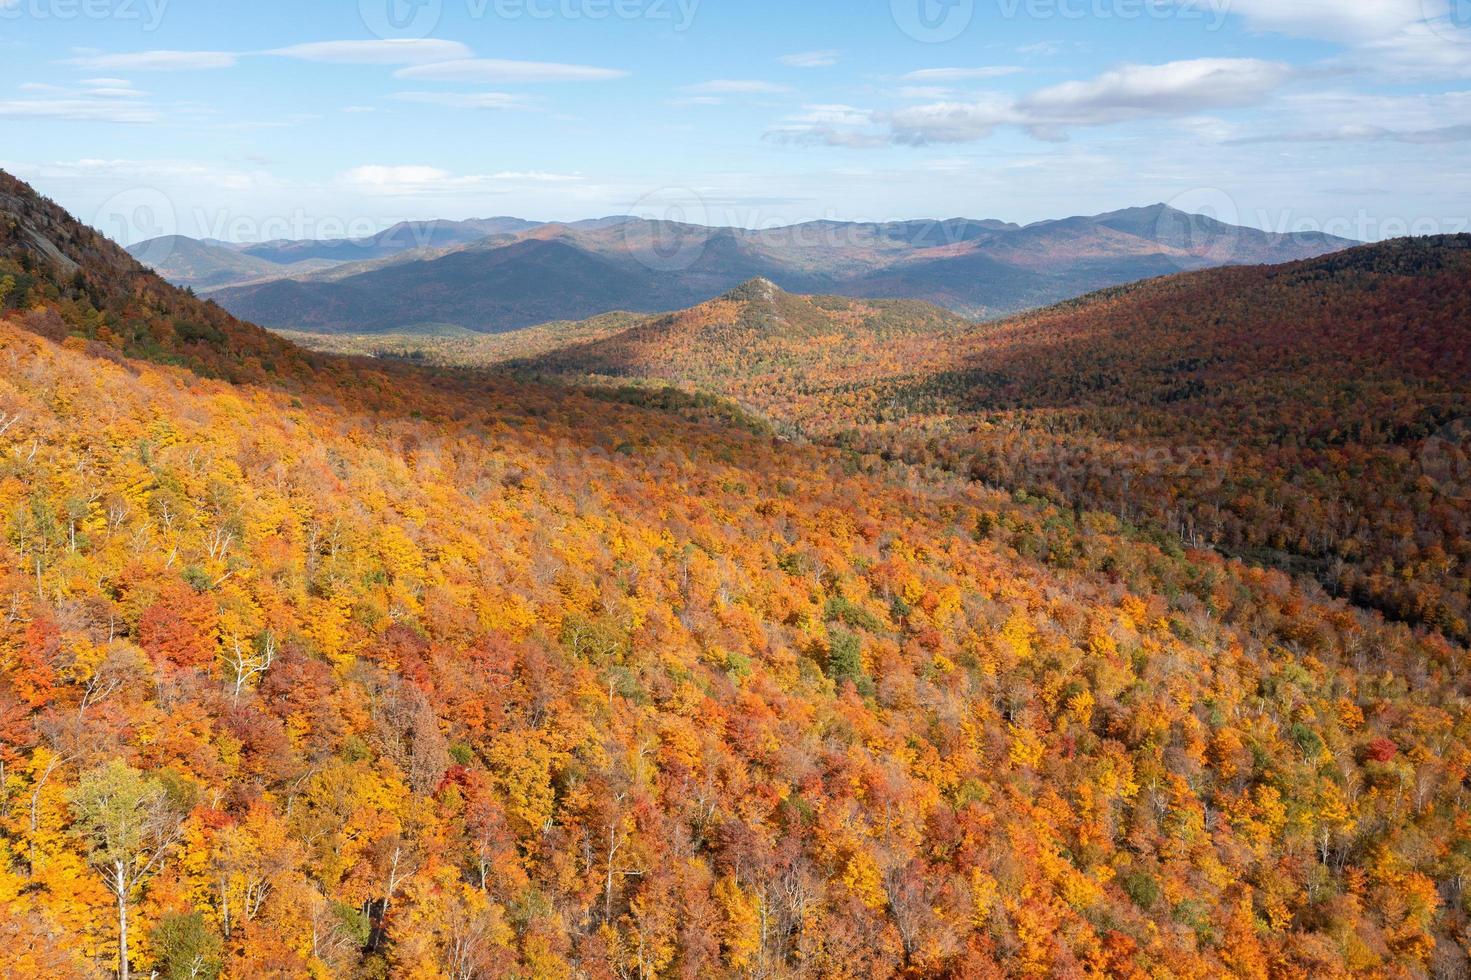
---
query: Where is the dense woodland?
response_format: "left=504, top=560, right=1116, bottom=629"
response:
left=2, top=172, right=1471, bottom=979
left=517, top=246, right=1471, bottom=648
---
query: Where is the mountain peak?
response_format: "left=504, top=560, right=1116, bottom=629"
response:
left=722, top=276, right=784, bottom=303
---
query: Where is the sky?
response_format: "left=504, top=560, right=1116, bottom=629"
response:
left=1, top=0, right=1469, bottom=244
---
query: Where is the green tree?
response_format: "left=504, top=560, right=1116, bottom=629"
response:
left=827, top=628, right=866, bottom=689
left=69, top=761, right=189, bottom=980
left=150, top=911, right=223, bottom=980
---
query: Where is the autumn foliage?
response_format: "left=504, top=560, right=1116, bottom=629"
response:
left=524, top=242, right=1471, bottom=646
left=0, top=173, right=1469, bottom=979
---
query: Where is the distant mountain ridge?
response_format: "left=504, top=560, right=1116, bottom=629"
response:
left=130, top=205, right=1357, bottom=333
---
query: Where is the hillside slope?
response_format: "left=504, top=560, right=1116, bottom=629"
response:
left=1, top=173, right=1468, bottom=979
left=519, top=278, right=971, bottom=430
left=213, top=237, right=671, bottom=334
left=524, top=237, right=1471, bottom=643
left=871, top=238, right=1471, bottom=642
left=0, top=172, right=311, bottom=383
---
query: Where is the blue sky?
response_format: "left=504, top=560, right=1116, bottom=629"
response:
left=2, top=0, right=1469, bottom=243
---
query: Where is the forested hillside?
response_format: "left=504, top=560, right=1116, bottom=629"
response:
left=2, top=173, right=1470, bottom=980
left=523, top=242, right=1471, bottom=647
left=518, top=279, right=972, bottom=433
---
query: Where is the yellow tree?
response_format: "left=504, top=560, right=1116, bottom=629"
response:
left=68, top=760, right=189, bottom=980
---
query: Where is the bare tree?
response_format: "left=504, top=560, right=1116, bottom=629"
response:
left=224, top=631, right=276, bottom=703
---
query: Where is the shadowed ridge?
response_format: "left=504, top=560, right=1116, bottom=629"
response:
left=0, top=168, right=311, bottom=382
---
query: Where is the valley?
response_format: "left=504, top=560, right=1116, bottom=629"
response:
left=3, top=170, right=1467, bottom=977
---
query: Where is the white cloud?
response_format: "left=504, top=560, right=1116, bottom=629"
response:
left=766, top=105, right=887, bottom=148
left=780, top=50, right=840, bottom=68
left=64, top=50, right=237, bottom=71
left=765, top=126, right=890, bottom=149
left=898, top=87, right=956, bottom=100
left=0, top=98, right=159, bottom=123
left=1018, top=59, right=1295, bottom=126
left=1359, top=21, right=1471, bottom=80
left=901, top=67, right=1023, bottom=81
left=394, top=91, right=532, bottom=110
left=887, top=95, right=1019, bottom=145
left=341, top=165, right=583, bottom=195
left=1223, top=89, right=1471, bottom=144
left=1213, top=0, right=1426, bottom=43
left=775, top=58, right=1297, bottom=147
left=485, top=171, right=583, bottom=182
left=786, top=104, right=874, bottom=126
left=687, top=79, right=793, bottom=94
left=22, top=158, right=254, bottom=181
left=1228, top=123, right=1471, bottom=144
left=344, top=165, right=454, bottom=188
left=395, top=59, right=628, bottom=83
left=1206, top=0, right=1471, bottom=79
left=267, top=40, right=474, bottom=66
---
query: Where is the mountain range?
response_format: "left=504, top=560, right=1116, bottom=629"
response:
left=5, top=169, right=1471, bottom=978
left=129, top=205, right=1357, bottom=333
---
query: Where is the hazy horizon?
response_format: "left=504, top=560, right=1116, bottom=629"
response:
left=3, top=0, right=1469, bottom=247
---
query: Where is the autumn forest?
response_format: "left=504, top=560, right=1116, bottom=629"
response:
left=1, top=166, right=1470, bottom=980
